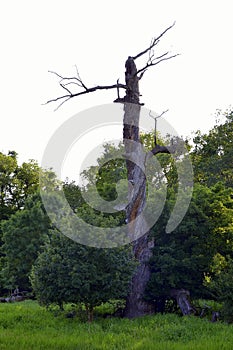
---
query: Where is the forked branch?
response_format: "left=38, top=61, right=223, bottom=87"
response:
left=44, top=69, right=126, bottom=110
left=137, top=52, right=179, bottom=79
left=132, top=22, right=176, bottom=60
left=132, top=22, right=179, bottom=78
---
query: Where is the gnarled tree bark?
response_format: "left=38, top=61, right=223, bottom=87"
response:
left=120, top=57, right=155, bottom=317
left=120, top=55, right=174, bottom=318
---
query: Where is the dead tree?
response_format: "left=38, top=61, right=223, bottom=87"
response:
left=46, top=23, right=178, bottom=318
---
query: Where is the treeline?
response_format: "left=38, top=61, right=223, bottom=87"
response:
left=0, top=110, right=233, bottom=322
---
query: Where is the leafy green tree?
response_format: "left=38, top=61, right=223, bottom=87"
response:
left=1, top=192, right=50, bottom=291
left=81, top=142, right=126, bottom=202
left=0, top=152, right=44, bottom=294
left=145, top=182, right=233, bottom=308
left=32, top=166, right=135, bottom=320
left=192, top=109, right=233, bottom=187
left=138, top=124, right=233, bottom=312
left=0, top=152, right=41, bottom=290
left=207, top=256, right=233, bottom=322
left=31, top=229, right=135, bottom=321
left=74, top=142, right=127, bottom=232
left=0, top=151, right=40, bottom=217
left=63, top=180, right=84, bottom=210
left=0, top=151, right=18, bottom=221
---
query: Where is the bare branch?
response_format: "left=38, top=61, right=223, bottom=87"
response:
left=63, top=81, right=83, bottom=87
left=148, top=109, right=169, bottom=147
left=132, top=22, right=176, bottom=60
left=45, top=67, right=127, bottom=109
left=48, top=70, right=63, bottom=79
left=48, top=70, right=86, bottom=89
left=130, top=23, right=179, bottom=79
left=150, top=109, right=169, bottom=120
left=74, top=66, right=88, bottom=90
left=154, top=52, right=170, bottom=60
left=44, top=81, right=127, bottom=110
left=60, top=83, right=72, bottom=95
left=137, top=53, right=179, bottom=77
left=54, top=96, right=72, bottom=111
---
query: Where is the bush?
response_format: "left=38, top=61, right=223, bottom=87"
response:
left=31, top=230, right=135, bottom=321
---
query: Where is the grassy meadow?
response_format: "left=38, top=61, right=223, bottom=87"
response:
left=0, top=300, right=233, bottom=349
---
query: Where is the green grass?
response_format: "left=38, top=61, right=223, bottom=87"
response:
left=0, top=300, right=233, bottom=349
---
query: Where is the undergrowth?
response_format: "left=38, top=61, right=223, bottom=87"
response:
left=0, top=300, right=233, bottom=349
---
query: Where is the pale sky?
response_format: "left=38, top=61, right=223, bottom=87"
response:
left=1, top=0, right=232, bottom=181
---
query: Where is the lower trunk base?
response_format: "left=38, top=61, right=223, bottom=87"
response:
left=123, top=235, right=155, bottom=318
left=124, top=297, right=155, bottom=318
left=170, top=289, right=196, bottom=315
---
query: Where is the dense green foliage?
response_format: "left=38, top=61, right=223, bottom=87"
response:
left=31, top=230, right=135, bottom=319
left=144, top=111, right=233, bottom=316
left=1, top=193, right=50, bottom=290
left=0, top=153, right=42, bottom=293
left=207, top=256, right=233, bottom=323
left=192, top=109, right=233, bottom=187
left=146, top=183, right=233, bottom=304
left=0, top=151, right=40, bottom=219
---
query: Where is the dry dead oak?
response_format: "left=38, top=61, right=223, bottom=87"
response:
left=45, top=23, right=189, bottom=318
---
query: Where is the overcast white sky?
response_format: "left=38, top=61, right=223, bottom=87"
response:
left=1, top=0, right=232, bottom=181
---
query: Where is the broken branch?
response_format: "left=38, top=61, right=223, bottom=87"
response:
left=44, top=73, right=127, bottom=110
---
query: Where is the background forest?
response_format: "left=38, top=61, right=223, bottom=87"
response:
left=0, top=109, right=233, bottom=322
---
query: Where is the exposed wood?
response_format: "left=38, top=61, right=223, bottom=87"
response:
left=170, top=289, right=196, bottom=315
left=121, top=52, right=173, bottom=318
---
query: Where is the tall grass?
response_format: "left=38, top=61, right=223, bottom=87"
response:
left=0, top=300, right=233, bottom=349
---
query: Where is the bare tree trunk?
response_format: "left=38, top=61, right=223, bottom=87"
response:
left=170, top=289, right=196, bottom=315
left=121, top=57, right=155, bottom=318
left=124, top=235, right=155, bottom=317
left=86, top=305, right=94, bottom=323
